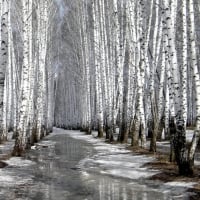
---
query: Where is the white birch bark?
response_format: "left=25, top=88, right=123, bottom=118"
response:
left=26, top=0, right=36, bottom=145
left=163, top=0, right=180, bottom=114
left=36, top=0, right=49, bottom=140
left=46, top=29, right=54, bottom=133
left=136, top=0, right=146, bottom=147
left=79, top=0, right=92, bottom=133
left=92, top=0, right=104, bottom=137
left=0, top=0, right=8, bottom=142
left=113, top=0, right=124, bottom=138
left=13, top=0, right=31, bottom=155
left=188, top=0, right=200, bottom=161
left=2, top=0, right=13, bottom=140
left=182, top=0, right=188, bottom=127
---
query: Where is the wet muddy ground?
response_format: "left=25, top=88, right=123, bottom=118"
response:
left=0, top=129, right=197, bottom=200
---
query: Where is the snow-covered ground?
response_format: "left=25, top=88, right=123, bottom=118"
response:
left=0, top=157, right=35, bottom=189
left=5, top=157, right=36, bottom=167
left=0, top=128, right=198, bottom=199
left=54, top=128, right=197, bottom=199
left=65, top=130, right=158, bottom=180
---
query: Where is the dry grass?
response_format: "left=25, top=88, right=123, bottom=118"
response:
left=126, top=145, right=200, bottom=199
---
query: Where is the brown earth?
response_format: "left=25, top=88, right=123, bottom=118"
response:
left=126, top=145, right=200, bottom=200
left=0, top=161, right=8, bottom=168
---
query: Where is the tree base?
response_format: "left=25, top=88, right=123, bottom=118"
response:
left=178, top=161, right=194, bottom=176
left=12, top=144, right=25, bottom=157
left=98, top=127, right=104, bottom=138
left=86, top=127, right=92, bottom=135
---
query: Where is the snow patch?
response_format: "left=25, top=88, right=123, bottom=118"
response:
left=0, top=169, right=33, bottom=187
left=104, top=168, right=157, bottom=179
left=5, top=157, right=36, bottom=167
left=164, top=181, right=196, bottom=188
left=53, top=128, right=198, bottom=198
left=0, top=174, right=14, bottom=182
left=60, top=129, right=159, bottom=180
left=194, top=160, right=200, bottom=165
left=81, top=171, right=90, bottom=177
left=186, top=130, right=195, bottom=142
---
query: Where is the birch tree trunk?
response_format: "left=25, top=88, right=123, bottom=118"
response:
left=171, top=0, right=200, bottom=175
left=35, top=0, right=49, bottom=141
left=13, top=0, right=31, bottom=155
left=46, top=28, right=54, bottom=134
left=0, top=0, right=8, bottom=142
left=92, top=0, right=104, bottom=137
left=182, top=0, right=188, bottom=127
left=183, top=0, right=200, bottom=175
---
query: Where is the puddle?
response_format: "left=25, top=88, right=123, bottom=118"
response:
left=0, top=129, right=195, bottom=200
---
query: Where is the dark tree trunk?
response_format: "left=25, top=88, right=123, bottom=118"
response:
left=12, top=131, right=26, bottom=156
left=149, top=119, right=157, bottom=152
left=86, top=126, right=92, bottom=135
left=172, top=115, right=195, bottom=176
left=157, top=116, right=165, bottom=140
left=178, top=159, right=194, bottom=176
left=106, top=126, right=114, bottom=142
left=98, top=124, right=104, bottom=138
left=118, top=121, right=128, bottom=143
left=169, top=117, right=176, bottom=162
left=131, top=117, right=139, bottom=147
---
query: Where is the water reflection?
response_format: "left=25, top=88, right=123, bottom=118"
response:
left=0, top=134, right=191, bottom=200
left=80, top=172, right=168, bottom=200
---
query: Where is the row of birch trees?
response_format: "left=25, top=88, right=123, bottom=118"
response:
left=54, top=0, right=200, bottom=175
left=0, top=0, right=56, bottom=155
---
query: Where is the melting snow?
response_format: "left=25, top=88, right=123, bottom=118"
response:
left=194, top=160, right=200, bottom=165
left=5, top=157, right=36, bottom=167
left=52, top=128, right=199, bottom=198
left=164, top=181, right=196, bottom=188
left=53, top=128, right=158, bottom=180
left=104, top=168, right=157, bottom=179
left=0, top=169, right=33, bottom=187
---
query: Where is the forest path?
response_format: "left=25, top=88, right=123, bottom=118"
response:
left=0, top=128, right=196, bottom=200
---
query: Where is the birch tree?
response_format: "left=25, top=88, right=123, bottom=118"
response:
left=35, top=0, right=49, bottom=140
left=13, top=0, right=32, bottom=155
left=0, top=0, right=9, bottom=142
left=13, top=0, right=54, bottom=155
